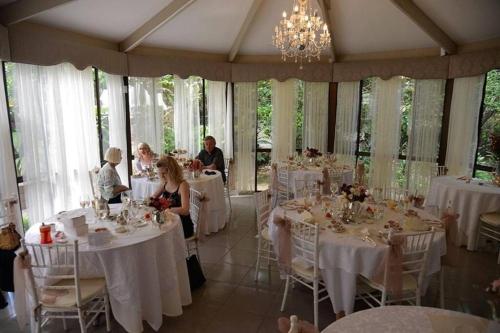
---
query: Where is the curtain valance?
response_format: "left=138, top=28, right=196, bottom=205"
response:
left=332, top=56, right=450, bottom=82
left=231, top=62, right=332, bottom=82
left=128, top=54, right=231, bottom=82
left=448, top=48, right=500, bottom=78
left=8, top=23, right=128, bottom=75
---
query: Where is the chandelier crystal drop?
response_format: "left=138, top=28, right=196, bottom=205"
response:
left=272, top=0, right=331, bottom=69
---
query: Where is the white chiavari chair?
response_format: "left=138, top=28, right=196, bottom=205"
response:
left=223, top=158, right=233, bottom=217
left=186, top=188, right=203, bottom=260
left=88, top=167, right=100, bottom=198
left=277, top=164, right=291, bottom=203
left=477, top=211, right=500, bottom=264
left=357, top=229, right=435, bottom=307
left=253, top=189, right=276, bottom=280
left=280, top=218, right=329, bottom=328
left=22, top=240, right=111, bottom=333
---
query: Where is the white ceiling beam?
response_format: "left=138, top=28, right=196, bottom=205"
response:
left=228, top=0, right=264, bottom=62
left=317, top=0, right=336, bottom=62
left=0, top=0, right=74, bottom=26
left=120, top=0, right=196, bottom=53
left=390, top=0, right=457, bottom=54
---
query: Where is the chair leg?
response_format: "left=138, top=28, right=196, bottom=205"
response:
left=78, top=308, right=87, bottom=333
left=440, top=267, right=445, bottom=308
left=416, top=288, right=421, bottom=306
left=381, top=290, right=387, bottom=306
left=313, top=279, right=319, bottom=328
left=280, top=275, right=290, bottom=312
left=104, top=293, right=111, bottom=332
left=36, top=307, right=42, bottom=333
left=254, top=235, right=262, bottom=281
left=497, top=249, right=500, bottom=265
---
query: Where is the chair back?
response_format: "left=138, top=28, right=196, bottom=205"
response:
left=224, top=158, right=233, bottom=186
left=88, top=167, right=100, bottom=198
left=189, top=188, right=203, bottom=239
left=22, top=240, right=83, bottom=307
left=383, top=230, right=435, bottom=289
left=254, top=190, right=271, bottom=229
left=289, top=217, right=320, bottom=279
left=431, top=165, right=448, bottom=177
left=277, top=164, right=290, bottom=201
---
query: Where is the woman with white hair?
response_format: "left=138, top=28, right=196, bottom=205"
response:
left=135, top=142, right=156, bottom=172
left=97, top=147, right=129, bottom=203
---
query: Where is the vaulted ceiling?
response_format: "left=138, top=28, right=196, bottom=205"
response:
left=1, top=0, right=500, bottom=60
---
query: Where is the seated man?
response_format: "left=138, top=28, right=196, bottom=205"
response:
left=196, top=136, right=226, bottom=183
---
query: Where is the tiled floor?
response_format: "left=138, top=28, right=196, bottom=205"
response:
left=1, top=196, right=499, bottom=332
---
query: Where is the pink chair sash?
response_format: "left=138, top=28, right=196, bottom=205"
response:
left=273, top=215, right=292, bottom=273
left=441, top=209, right=460, bottom=267
left=373, top=234, right=404, bottom=299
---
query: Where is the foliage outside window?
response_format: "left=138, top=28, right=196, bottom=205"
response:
left=475, top=69, right=500, bottom=179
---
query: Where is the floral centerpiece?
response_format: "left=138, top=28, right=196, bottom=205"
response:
left=147, top=197, right=171, bottom=211
left=340, top=183, right=368, bottom=202
left=303, top=147, right=322, bottom=158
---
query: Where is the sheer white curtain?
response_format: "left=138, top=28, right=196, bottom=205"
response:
left=234, top=82, right=256, bottom=193
left=446, top=75, right=485, bottom=176
left=13, top=63, right=99, bottom=224
left=369, top=77, right=402, bottom=189
left=129, top=77, right=164, bottom=155
left=334, top=81, right=360, bottom=166
left=104, top=73, right=129, bottom=186
left=207, top=80, right=232, bottom=157
left=0, top=63, right=22, bottom=230
left=271, top=79, right=298, bottom=163
left=303, top=82, right=329, bottom=152
left=226, top=83, right=234, bottom=159
left=174, top=75, right=200, bottom=156
left=406, top=79, right=446, bottom=194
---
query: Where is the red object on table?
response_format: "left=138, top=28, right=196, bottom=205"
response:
left=39, top=224, right=53, bottom=244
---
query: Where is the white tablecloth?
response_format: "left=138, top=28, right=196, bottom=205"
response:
left=131, top=170, right=227, bottom=235
left=288, top=167, right=353, bottom=196
left=269, top=202, right=446, bottom=315
left=22, top=205, right=191, bottom=333
left=321, top=306, right=496, bottom=333
left=426, top=176, right=500, bottom=250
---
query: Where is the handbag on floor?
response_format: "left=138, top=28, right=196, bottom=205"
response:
left=186, top=254, right=205, bottom=290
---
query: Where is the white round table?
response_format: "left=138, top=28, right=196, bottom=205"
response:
left=426, top=176, right=500, bottom=250
left=321, top=306, right=496, bottom=333
left=269, top=201, right=446, bottom=315
left=22, top=205, right=191, bottom=333
left=131, top=170, right=227, bottom=235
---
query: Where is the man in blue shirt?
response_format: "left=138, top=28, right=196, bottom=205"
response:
left=196, top=136, right=226, bottom=183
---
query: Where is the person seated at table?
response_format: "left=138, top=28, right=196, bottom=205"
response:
left=195, top=135, right=226, bottom=183
left=151, top=155, right=194, bottom=239
left=135, top=142, right=156, bottom=172
left=97, top=147, right=129, bottom=204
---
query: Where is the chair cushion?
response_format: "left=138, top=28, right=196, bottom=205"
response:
left=291, top=258, right=314, bottom=280
left=261, top=227, right=272, bottom=241
left=480, top=212, right=500, bottom=227
left=359, top=274, right=418, bottom=294
left=41, top=278, right=106, bottom=308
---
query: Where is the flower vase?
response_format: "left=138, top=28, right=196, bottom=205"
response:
left=193, top=170, right=201, bottom=179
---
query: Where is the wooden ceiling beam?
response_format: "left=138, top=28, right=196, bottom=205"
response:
left=317, top=0, right=336, bottom=62
left=120, top=0, right=196, bottom=53
left=0, top=0, right=74, bottom=26
left=228, top=0, right=264, bottom=62
left=390, top=0, right=457, bottom=54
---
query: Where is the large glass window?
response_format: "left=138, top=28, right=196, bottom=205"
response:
left=474, top=69, right=500, bottom=179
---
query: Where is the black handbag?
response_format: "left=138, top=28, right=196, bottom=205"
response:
left=186, top=255, right=206, bottom=290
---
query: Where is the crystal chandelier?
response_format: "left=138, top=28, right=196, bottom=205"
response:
left=273, top=0, right=331, bottom=68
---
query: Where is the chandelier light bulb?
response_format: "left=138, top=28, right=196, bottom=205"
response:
left=282, top=11, right=287, bottom=18
left=294, top=5, right=299, bottom=12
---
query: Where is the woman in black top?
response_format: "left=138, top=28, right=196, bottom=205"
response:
left=151, top=155, right=194, bottom=238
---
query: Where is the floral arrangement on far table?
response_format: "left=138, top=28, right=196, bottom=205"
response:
left=147, top=197, right=171, bottom=211
left=189, top=159, right=202, bottom=171
left=340, top=184, right=368, bottom=202
left=303, top=147, right=322, bottom=158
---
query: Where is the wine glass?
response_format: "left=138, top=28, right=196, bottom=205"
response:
left=79, top=195, right=90, bottom=209
left=121, top=191, right=131, bottom=206
left=330, top=182, right=339, bottom=197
